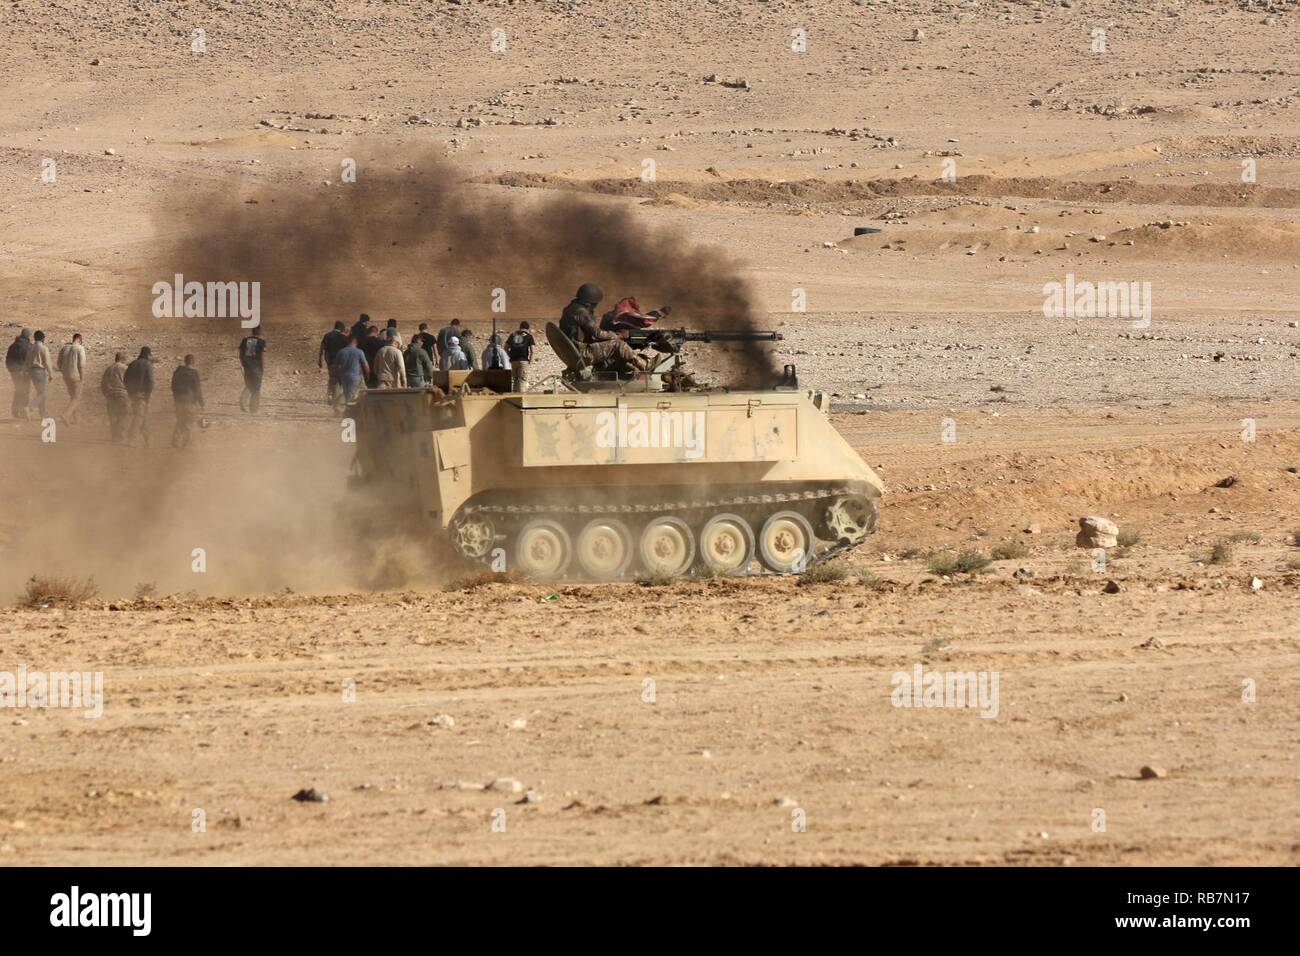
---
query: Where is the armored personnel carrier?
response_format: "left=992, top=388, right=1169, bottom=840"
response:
left=349, top=323, right=884, bottom=580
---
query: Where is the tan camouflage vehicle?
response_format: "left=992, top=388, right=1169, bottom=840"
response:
left=350, top=323, right=884, bottom=580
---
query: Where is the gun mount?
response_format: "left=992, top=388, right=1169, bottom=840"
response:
left=544, top=321, right=790, bottom=393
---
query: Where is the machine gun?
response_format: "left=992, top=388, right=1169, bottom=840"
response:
left=622, top=327, right=784, bottom=353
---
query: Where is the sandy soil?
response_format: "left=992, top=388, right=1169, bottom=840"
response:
left=1, top=1, right=1297, bottom=865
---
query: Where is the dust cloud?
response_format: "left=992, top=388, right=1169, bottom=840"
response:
left=144, top=149, right=780, bottom=384
left=0, top=430, right=440, bottom=602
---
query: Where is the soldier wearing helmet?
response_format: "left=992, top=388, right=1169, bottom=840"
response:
left=559, top=283, right=606, bottom=345
left=558, top=283, right=647, bottom=374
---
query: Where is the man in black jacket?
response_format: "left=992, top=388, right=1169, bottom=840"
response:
left=318, top=321, right=349, bottom=405
left=5, top=328, right=32, bottom=421
left=124, top=346, right=155, bottom=446
left=238, top=326, right=267, bottom=414
left=171, top=354, right=205, bottom=449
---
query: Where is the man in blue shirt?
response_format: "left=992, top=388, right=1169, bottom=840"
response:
left=330, top=336, right=370, bottom=411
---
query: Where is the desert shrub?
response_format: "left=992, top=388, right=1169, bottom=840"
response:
left=928, top=551, right=992, bottom=576
left=990, top=540, right=1028, bottom=561
left=19, top=575, right=98, bottom=609
left=955, top=550, right=993, bottom=574
left=635, top=571, right=679, bottom=588
left=1206, top=540, right=1234, bottom=565
left=798, top=563, right=847, bottom=586
left=927, top=553, right=957, bottom=576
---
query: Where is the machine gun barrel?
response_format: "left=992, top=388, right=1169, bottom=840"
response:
left=676, top=329, right=783, bottom=343
left=624, top=327, right=783, bottom=350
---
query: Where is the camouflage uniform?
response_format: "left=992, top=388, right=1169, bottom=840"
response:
left=585, top=338, right=647, bottom=374
left=559, top=299, right=603, bottom=345
left=560, top=299, right=646, bottom=373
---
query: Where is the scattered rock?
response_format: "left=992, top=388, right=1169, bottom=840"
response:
left=773, top=795, right=799, bottom=808
left=1077, top=516, right=1119, bottom=549
left=1077, top=530, right=1117, bottom=549
left=1139, top=765, right=1167, bottom=780
left=1249, top=577, right=1263, bottom=591
left=1102, top=579, right=1122, bottom=594
left=489, top=777, right=524, bottom=794
left=516, top=790, right=543, bottom=805
left=291, top=787, right=328, bottom=803
left=1013, top=567, right=1035, bottom=580
left=430, top=713, right=455, bottom=729
left=1080, top=516, right=1118, bottom=536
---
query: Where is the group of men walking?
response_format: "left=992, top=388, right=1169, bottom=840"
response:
left=5, top=328, right=84, bottom=425
left=7, top=328, right=210, bottom=448
left=3, top=292, right=620, bottom=445
left=318, top=314, right=536, bottom=410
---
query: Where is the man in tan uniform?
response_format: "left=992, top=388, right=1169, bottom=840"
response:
left=373, top=333, right=407, bottom=388
left=100, top=352, right=130, bottom=442
left=57, top=332, right=86, bottom=424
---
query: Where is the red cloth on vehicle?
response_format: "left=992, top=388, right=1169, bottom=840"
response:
left=610, top=297, right=658, bottom=328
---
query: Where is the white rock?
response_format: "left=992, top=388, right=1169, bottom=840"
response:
left=1080, top=515, right=1118, bottom=536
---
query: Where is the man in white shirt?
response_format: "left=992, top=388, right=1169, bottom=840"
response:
left=26, top=330, right=55, bottom=422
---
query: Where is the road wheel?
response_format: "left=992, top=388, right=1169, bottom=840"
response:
left=758, top=510, right=815, bottom=573
left=451, top=512, right=496, bottom=561
left=823, top=494, right=878, bottom=544
left=575, top=517, right=634, bottom=580
left=698, top=513, right=755, bottom=575
left=514, top=519, right=572, bottom=580
left=638, top=516, right=695, bottom=578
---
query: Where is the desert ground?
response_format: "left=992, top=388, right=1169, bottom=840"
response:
left=1, top=1, right=1297, bottom=865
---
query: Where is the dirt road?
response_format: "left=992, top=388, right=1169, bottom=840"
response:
left=2, top=405, right=1297, bottom=865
